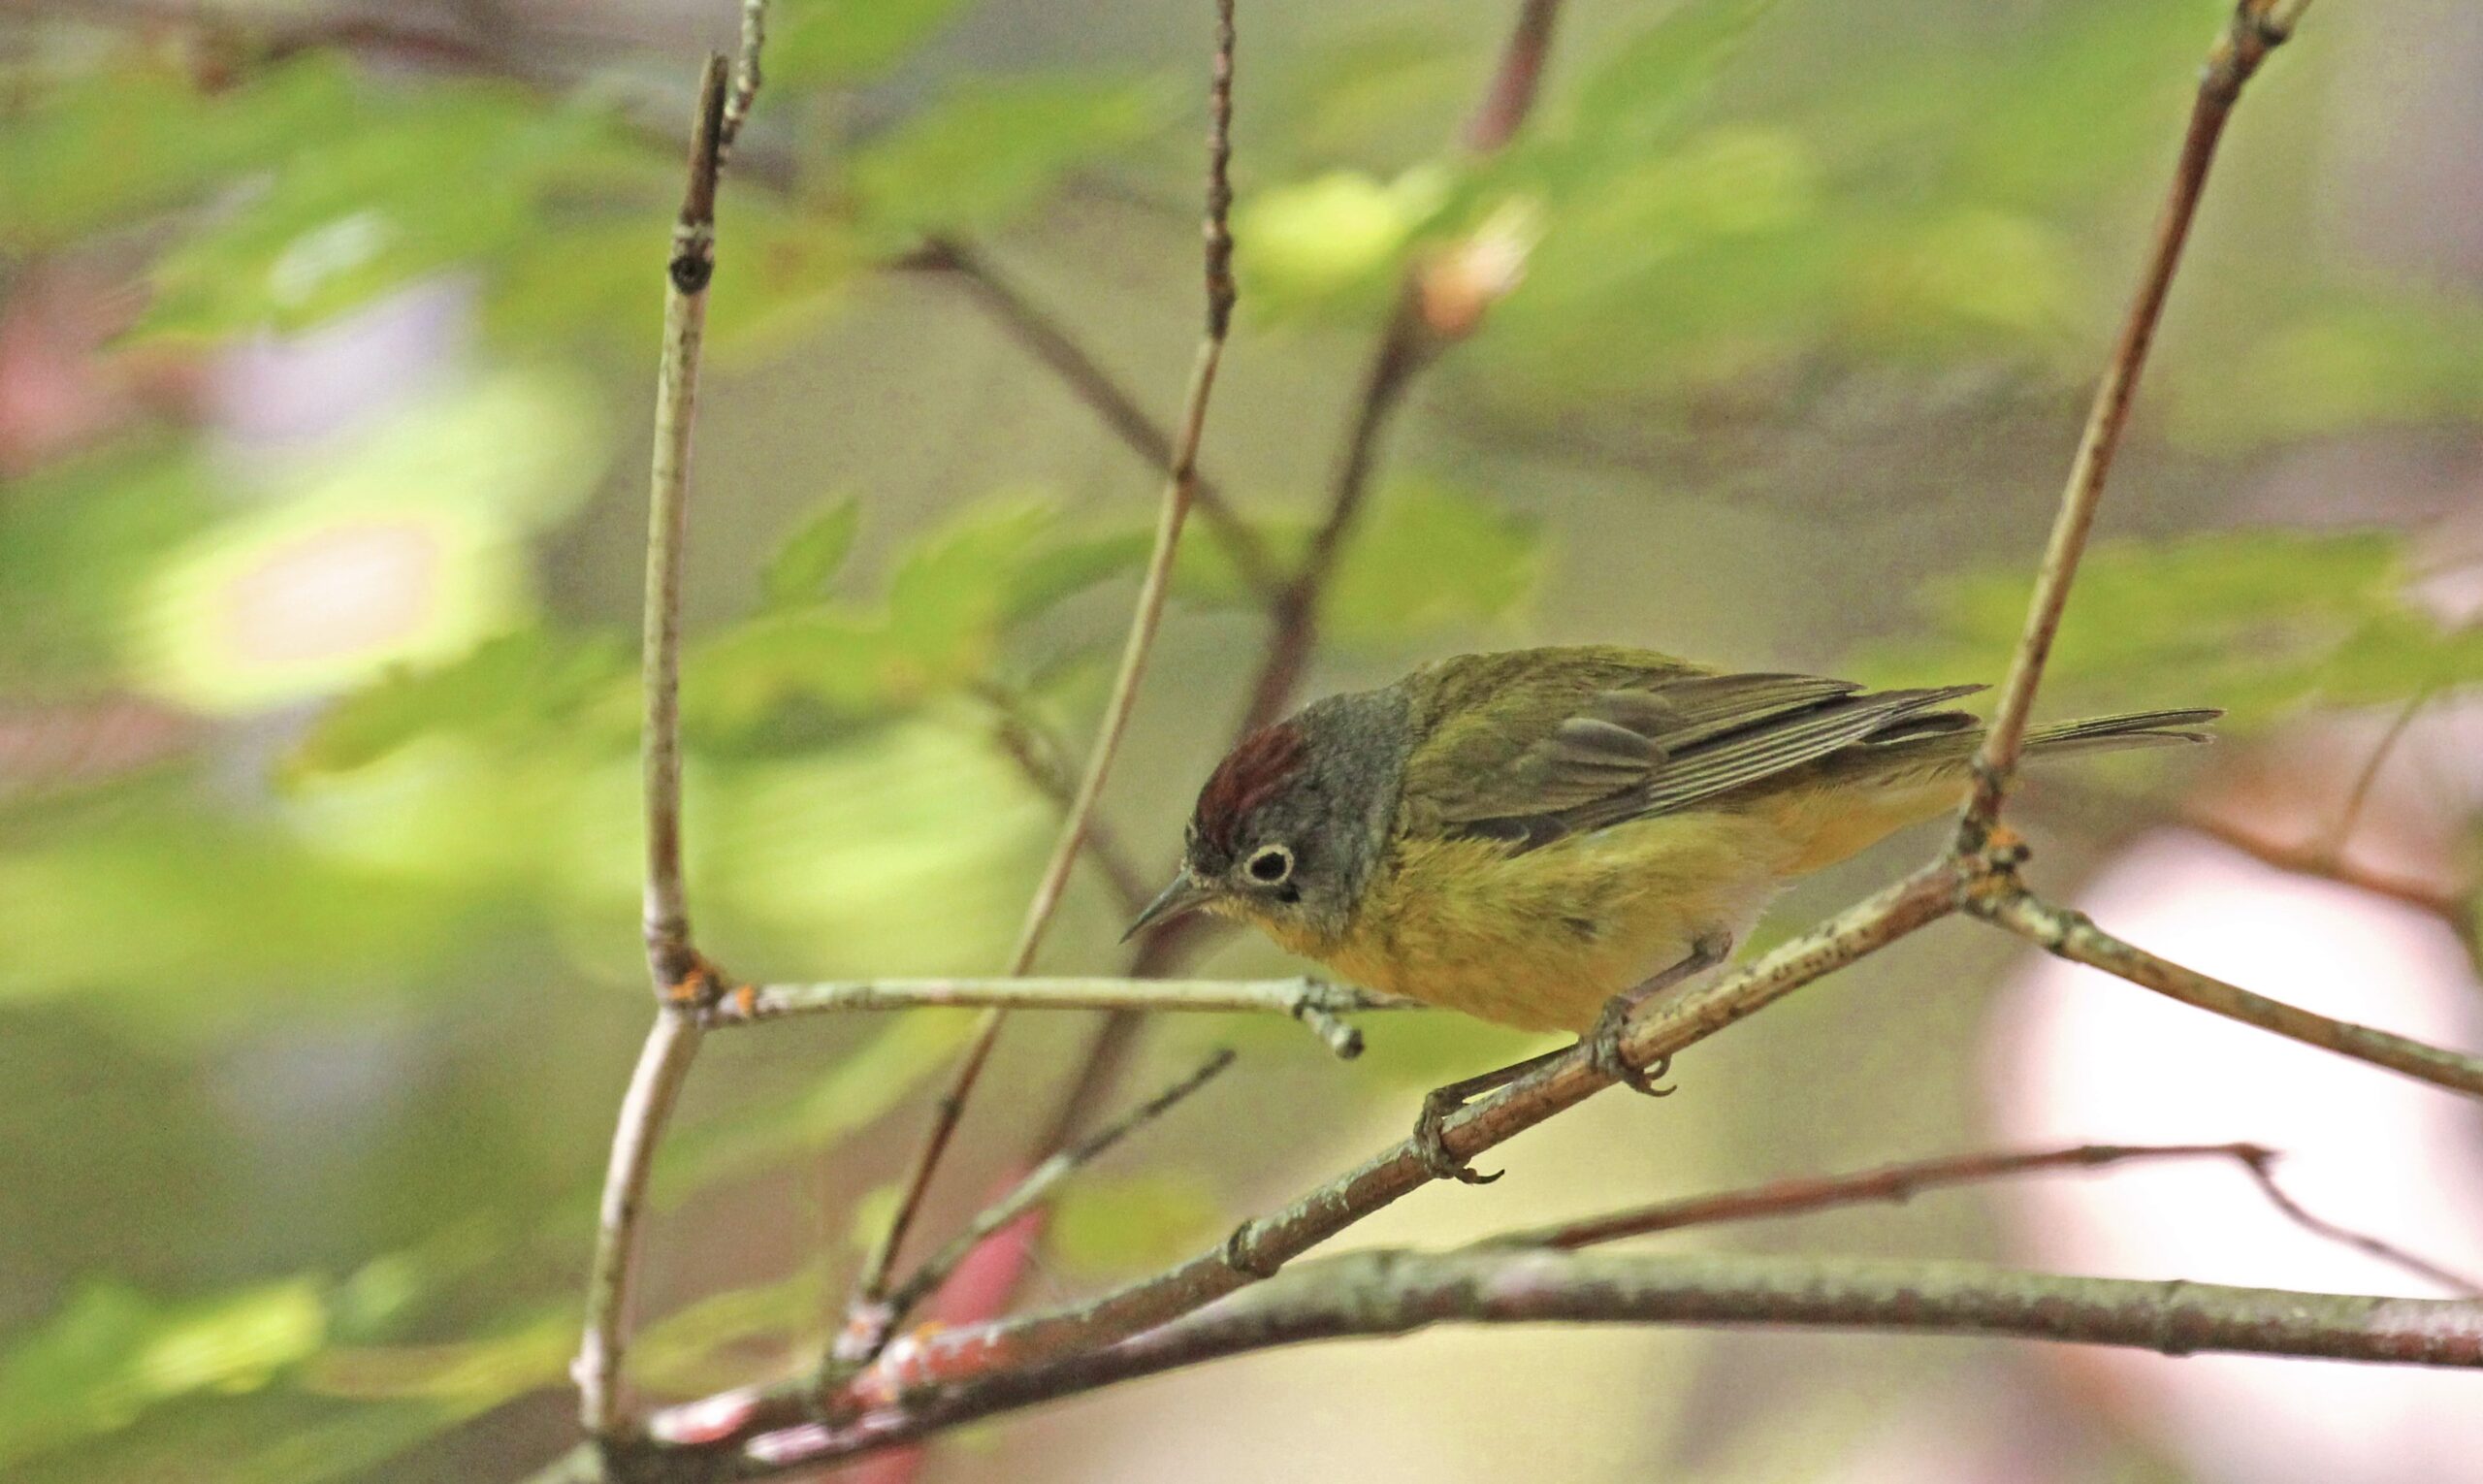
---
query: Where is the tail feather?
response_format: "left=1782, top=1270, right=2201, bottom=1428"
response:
left=2023, top=708, right=2223, bottom=756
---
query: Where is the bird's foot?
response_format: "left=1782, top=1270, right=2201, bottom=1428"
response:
left=1584, top=993, right=1675, bottom=1097
left=1581, top=930, right=1733, bottom=1096
left=1412, top=1083, right=1503, bottom=1185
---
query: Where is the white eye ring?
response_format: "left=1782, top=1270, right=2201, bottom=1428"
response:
left=1244, top=844, right=1294, bottom=886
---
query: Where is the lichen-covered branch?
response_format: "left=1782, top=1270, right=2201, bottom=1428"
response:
left=650, top=1250, right=2483, bottom=1476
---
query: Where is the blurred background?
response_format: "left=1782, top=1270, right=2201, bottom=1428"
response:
left=5, top=0, right=2483, bottom=1480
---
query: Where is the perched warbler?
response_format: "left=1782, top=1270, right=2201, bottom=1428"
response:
left=1126, top=644, right=2217, bottom=1181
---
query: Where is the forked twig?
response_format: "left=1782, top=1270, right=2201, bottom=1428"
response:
left=700, top=1251, right=2483, bottom=1470
left=703, top=975, right=1402, bottom=1058
left=1960, top=0, right=2315, bottom=840
left=911, top=238, right=1281, bottom=597
left=858, top=1049, right=1241, bottom=1350
left=575, top=51, right=736, bottom=1440
left=1482, top=1140, right=2482, bottom=1294
left=839, top=0, right=1244, bottom=1360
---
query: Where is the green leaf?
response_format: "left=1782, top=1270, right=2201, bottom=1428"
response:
left=762, top=499, right=863, bottom=611
left=137, top=83, right=644, bottom=338
left=690, top=494, right=1154, bottom=735
left=771, top=0, right=975, bottom=86
left=1049, top=1173, right=1223, bottom=1276
left=0, top=443, right=217, bottom=691
left=287, top=628, right=631, bottom=777
left=1568, top=0, right=1784, bottom=150
left=1854, top=531, right=2454, bottom=726
left=0, top=58, right=360, bottom=251
left=0, top=1279, right=328, bottom=1468
left=847, top=76, right=1172, bottom=241
left=1323, top=475, right=1544, bottom=645
left=1235, top=168, right=1453, bottom=321
left=2179, top=297, right=2483, bottom=450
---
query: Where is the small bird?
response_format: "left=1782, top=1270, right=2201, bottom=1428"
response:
left=1126, top=645, right=2217, bottom=1181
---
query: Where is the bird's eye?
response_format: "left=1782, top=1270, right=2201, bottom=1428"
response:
left=1244, top=844, right=1294, bottom=885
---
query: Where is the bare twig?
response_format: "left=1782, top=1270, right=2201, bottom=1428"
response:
left=2233, top=1155, right=2483, bottom=1295
left=720, top=0, right=767, bottom=151
left=1959, top=0, right=2312, bottom=840
left=576, top=53, right=735, bottom=1441
left=1481, top=1140, right=2481, bottom=1294
left=2182, top=813, right=2461, bottom=916
left=1484, top=1142, right=2280, bottom=1248
left=978, top=682, right=1161, bottom=912
left=701, top=974, right=1403, bottom=1056
left=1465, top=0, right=1563, bottom=151
left=842, top=0, right=1243, bottom=1352
left=2317, top=688, right=2434, bottom=859
left=803, top=864, right=1961, bottom=1425
left=1975, top=886, right=2483, bottom=1098
left=1235, top=0, right=1564, bottom=734
left=911, top=240, right=1281, bottom=597
left=665, top=1250, right=2483, bottom=1473
left=862, top=1049, right=1240, bottom=1347
left=575, top=1010, right=706, bottom=1436
left=639, top=58, right=729, bottom=1001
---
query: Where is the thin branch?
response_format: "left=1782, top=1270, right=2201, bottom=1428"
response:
left=1960, top=0, right=2311, bottom=840
left=867, top=1049, right=1240, bottom=1342
left=2181, top=812, right=2461, bottom=916
left=1234, top=0, right=1564, bottom=734
left=911, top=240, right=1281, bottom=598
left=803, top=864, right=1960, bottom=1424
left=1465, top=0, right=1563, bottom=152
left=700, top=974, right=1403, bottom=1055
left=842, top=0, right=1243, bottom=1350
left=1480, top=1140, right=2481, bottom=1295
left=720, top=0, right=768, bottom=152
left=1484, top=1142, right=2281, bottom=1248
left=1975, top=885, right=2483, bottom=1098
left=669, top=1250, right=2483, bottom=1474
left=2234, top=1156, right=2483, bottom=1296
left=2317, top=688, right=2434, bottom=859
left=978, top=682, right=1160, bottom=913
left=1239, top=301, right=1434, bottom=730
left=1036, top=0, right=1575, bottom=1195
left=575, top=1010, right=707, bottom=1437
left=639, top=57, right=729, bottom=999
left=573, top=53, right=733, bottom=1442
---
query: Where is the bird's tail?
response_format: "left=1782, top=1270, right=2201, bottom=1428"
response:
left=1762, top=704, right=2222, bottom=874
left=2021, top=708, right=2224, bottom=756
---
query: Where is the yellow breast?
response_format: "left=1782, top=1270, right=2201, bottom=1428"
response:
left=1265, top=810, right=1794, bottom=1034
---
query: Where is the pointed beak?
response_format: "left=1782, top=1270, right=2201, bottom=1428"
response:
left=1122, top=871, right=1213, bottom=942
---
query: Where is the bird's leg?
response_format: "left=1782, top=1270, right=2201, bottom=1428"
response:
left=1411, top=1045, right=1571, bottom=1185
left=1584, top=930, right=1733, bottom=1095
left=1409, top=932, right=1734, bottom=1185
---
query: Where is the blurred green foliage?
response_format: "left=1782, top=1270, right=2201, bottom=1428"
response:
left=1860, top=531, right=2483, bottom=723
left=5, top=0, right=2482, bottom=1479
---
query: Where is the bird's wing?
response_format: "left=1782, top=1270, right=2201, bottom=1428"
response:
left=1399, top=649, right=1983, bottom=853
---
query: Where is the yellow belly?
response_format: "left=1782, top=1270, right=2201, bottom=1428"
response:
left=1270, top=811, right=1792, bottom=1033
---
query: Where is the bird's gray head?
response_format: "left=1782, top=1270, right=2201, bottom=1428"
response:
left=1123, top=687, right=1409, bottom=948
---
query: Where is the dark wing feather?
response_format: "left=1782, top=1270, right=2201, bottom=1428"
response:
left=1397, top=648, right=1983, bottom=854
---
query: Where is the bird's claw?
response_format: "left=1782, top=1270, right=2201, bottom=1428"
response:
left=1586, top=995, right=1674, bottom=1098
left=1412, top=1086, right=1502, bottom=1185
